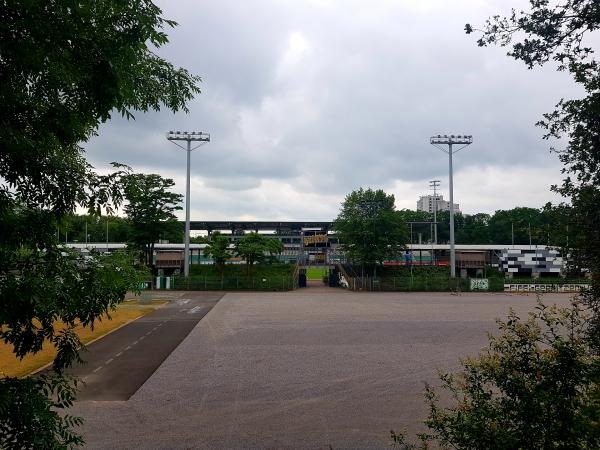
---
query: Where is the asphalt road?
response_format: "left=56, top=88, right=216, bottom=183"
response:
left=65, top=292, right=222, bottom=401
left=71, top=291, right=574, bottom=449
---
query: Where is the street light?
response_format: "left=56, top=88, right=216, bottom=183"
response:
left=166, top=130, right=210, bottom=278
left=430, top=134, right=472, bottom=278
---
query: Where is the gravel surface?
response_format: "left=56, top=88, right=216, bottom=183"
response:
left=70, top=290, right=572, bottom=450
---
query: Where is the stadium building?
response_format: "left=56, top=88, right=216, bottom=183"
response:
left=69, top=221, right=569, bottom=279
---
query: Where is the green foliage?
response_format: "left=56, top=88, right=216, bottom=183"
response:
left=467, top=0, right=600, bottom=196
left=0, top=375, right=83, bottom=449
left=333, top=188, right=407, bottom=266
left=0, top=0, right=199, bottom=445
left=203, top=232, right=232, bottom=269
left=122, top=169, right=183, bottom=268
left=177, top=264, right=295, bottom=291
left=58, top=214, right=132, bottom=243
left=234, top=233, right=284, bottom=270
left=393, top=300, right=600, bottom=449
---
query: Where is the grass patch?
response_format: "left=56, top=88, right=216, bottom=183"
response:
left=122, top=298, right=169, bottom=306
left=0, top=304, right=157, bottom=378
left=306, top=267, right=327, bottom=280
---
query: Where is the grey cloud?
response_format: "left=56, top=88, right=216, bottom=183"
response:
left=83, top=0, right=579, bottom=219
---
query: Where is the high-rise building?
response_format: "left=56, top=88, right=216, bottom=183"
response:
left=417, top=195, right=460, bottom=214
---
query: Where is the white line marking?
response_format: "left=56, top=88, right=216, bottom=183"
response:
left=139, top=336, right=145, bottom=341
left=188, top=306, right=202, bottom=314
left=92, top=366, right=102, bottom=373
left=105, top=358, right=114, bottom=364
left=132, top=340, right=138, bottom=345
left=146, top=331, right=152, bottom=335
left=179, top=309, right=188, bottom=312
left=115, top=352, right=123, bottom=357
left=125, top=346, right=132, bottom=350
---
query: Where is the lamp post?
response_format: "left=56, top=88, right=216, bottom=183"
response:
left=430, top=134, right=472, bottom=278
left=166, top=130, right=211, bottom=278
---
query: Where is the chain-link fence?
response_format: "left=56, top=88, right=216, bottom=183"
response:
left=172, top=275, right=296, bottom=291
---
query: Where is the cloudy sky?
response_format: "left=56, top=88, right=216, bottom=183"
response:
left=84, top=0, right=582, bottom=221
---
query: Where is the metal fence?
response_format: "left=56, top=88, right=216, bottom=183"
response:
left=172, top=275, right=296, bottom=291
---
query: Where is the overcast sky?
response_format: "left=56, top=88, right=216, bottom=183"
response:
left=84, top=0, right=583, bottom=221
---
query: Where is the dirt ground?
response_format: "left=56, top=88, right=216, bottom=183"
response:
left=70, top=290, right=573, bottom=450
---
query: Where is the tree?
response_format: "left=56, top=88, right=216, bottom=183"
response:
left=466, top=0, right=600, bottom=343
left=392, top=301, right=600, bottom=449
left=203, top=232, right=233, bottom=271
left=122, top=170, right=183, bottom=270
left=58, top=214, right=132, bottom=243
left=487, top=207, right=544, bottom=245
left=234, top=233, right=283, bottom=272
left=456, top=212, right=491, bottom=244
left=0, top=0, right=199, bottom=446
left=333, top=188, right=407, bottom=269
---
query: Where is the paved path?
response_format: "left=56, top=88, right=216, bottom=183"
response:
left=71, top=291, right=573, bottom=449
left=66, top=292, right=222, bottom=401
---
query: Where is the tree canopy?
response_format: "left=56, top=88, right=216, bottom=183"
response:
left=203, top=232, right=233, bottom=270
left=122, top=170, right=183, bottom=268
left=234, top=233, right=284, bottom=270
left=466, top=0, right=600, bottom=196
left=0, top=0, right=199, bottom=446
left=333, top=188, right=407, bottom=266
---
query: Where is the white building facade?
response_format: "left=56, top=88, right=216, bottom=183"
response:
left=416, top=195, right=460, bottom=214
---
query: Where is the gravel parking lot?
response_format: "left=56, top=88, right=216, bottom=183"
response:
left=71, top=290, right=573, bottom=450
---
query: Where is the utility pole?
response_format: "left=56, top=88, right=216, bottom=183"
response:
left=429, top=179, right=440, bottom=244
left=430, top=134, right=472, bottom=278
left=512, top=222, right=514, bottom=247
left=166, top=130, right=210, bottom=278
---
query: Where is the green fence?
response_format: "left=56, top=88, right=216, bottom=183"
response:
left=374, top=276, right=469, bottom=292
left=172, top=275, right=296, bottom=291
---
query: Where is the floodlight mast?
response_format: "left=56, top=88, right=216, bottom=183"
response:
left=166, top=130, right=211, bottom=278
left=429, top=135, right=472, bottom=278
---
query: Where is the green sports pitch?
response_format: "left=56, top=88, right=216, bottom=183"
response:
left=306, top=267, right=328, bottom=281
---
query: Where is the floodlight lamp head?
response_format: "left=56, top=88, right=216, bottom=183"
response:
left=430, top=134, right=473, bottom=145
left=166, top=130, right=211, bottom=142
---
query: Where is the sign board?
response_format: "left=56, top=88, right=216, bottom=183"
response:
left=504, top=283, right=590, bottom=293
left=470, top=278, right=489, bottom=291
left=304, top=234, right=328, bottom=246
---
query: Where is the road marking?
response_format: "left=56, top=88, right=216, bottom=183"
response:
left=125, top=346, right=132, bottom=350
left=139, top=336, right=145, bottom=341
left=132, top=340, right=138, bottom=345
left=146, top=331, right=152, bottom=336
left=188, top=306, right=203, bottom=314
left=93, top=366, right=102, bottom=373
left=157, top=323, right=163, bottom=327
left=115, top=352, right=123, bottom=357
left=105, top=358, right=114, bottom=364
left=179, top=309, right=188, bottom=312
left=176, top=299, right=190, bottom=305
